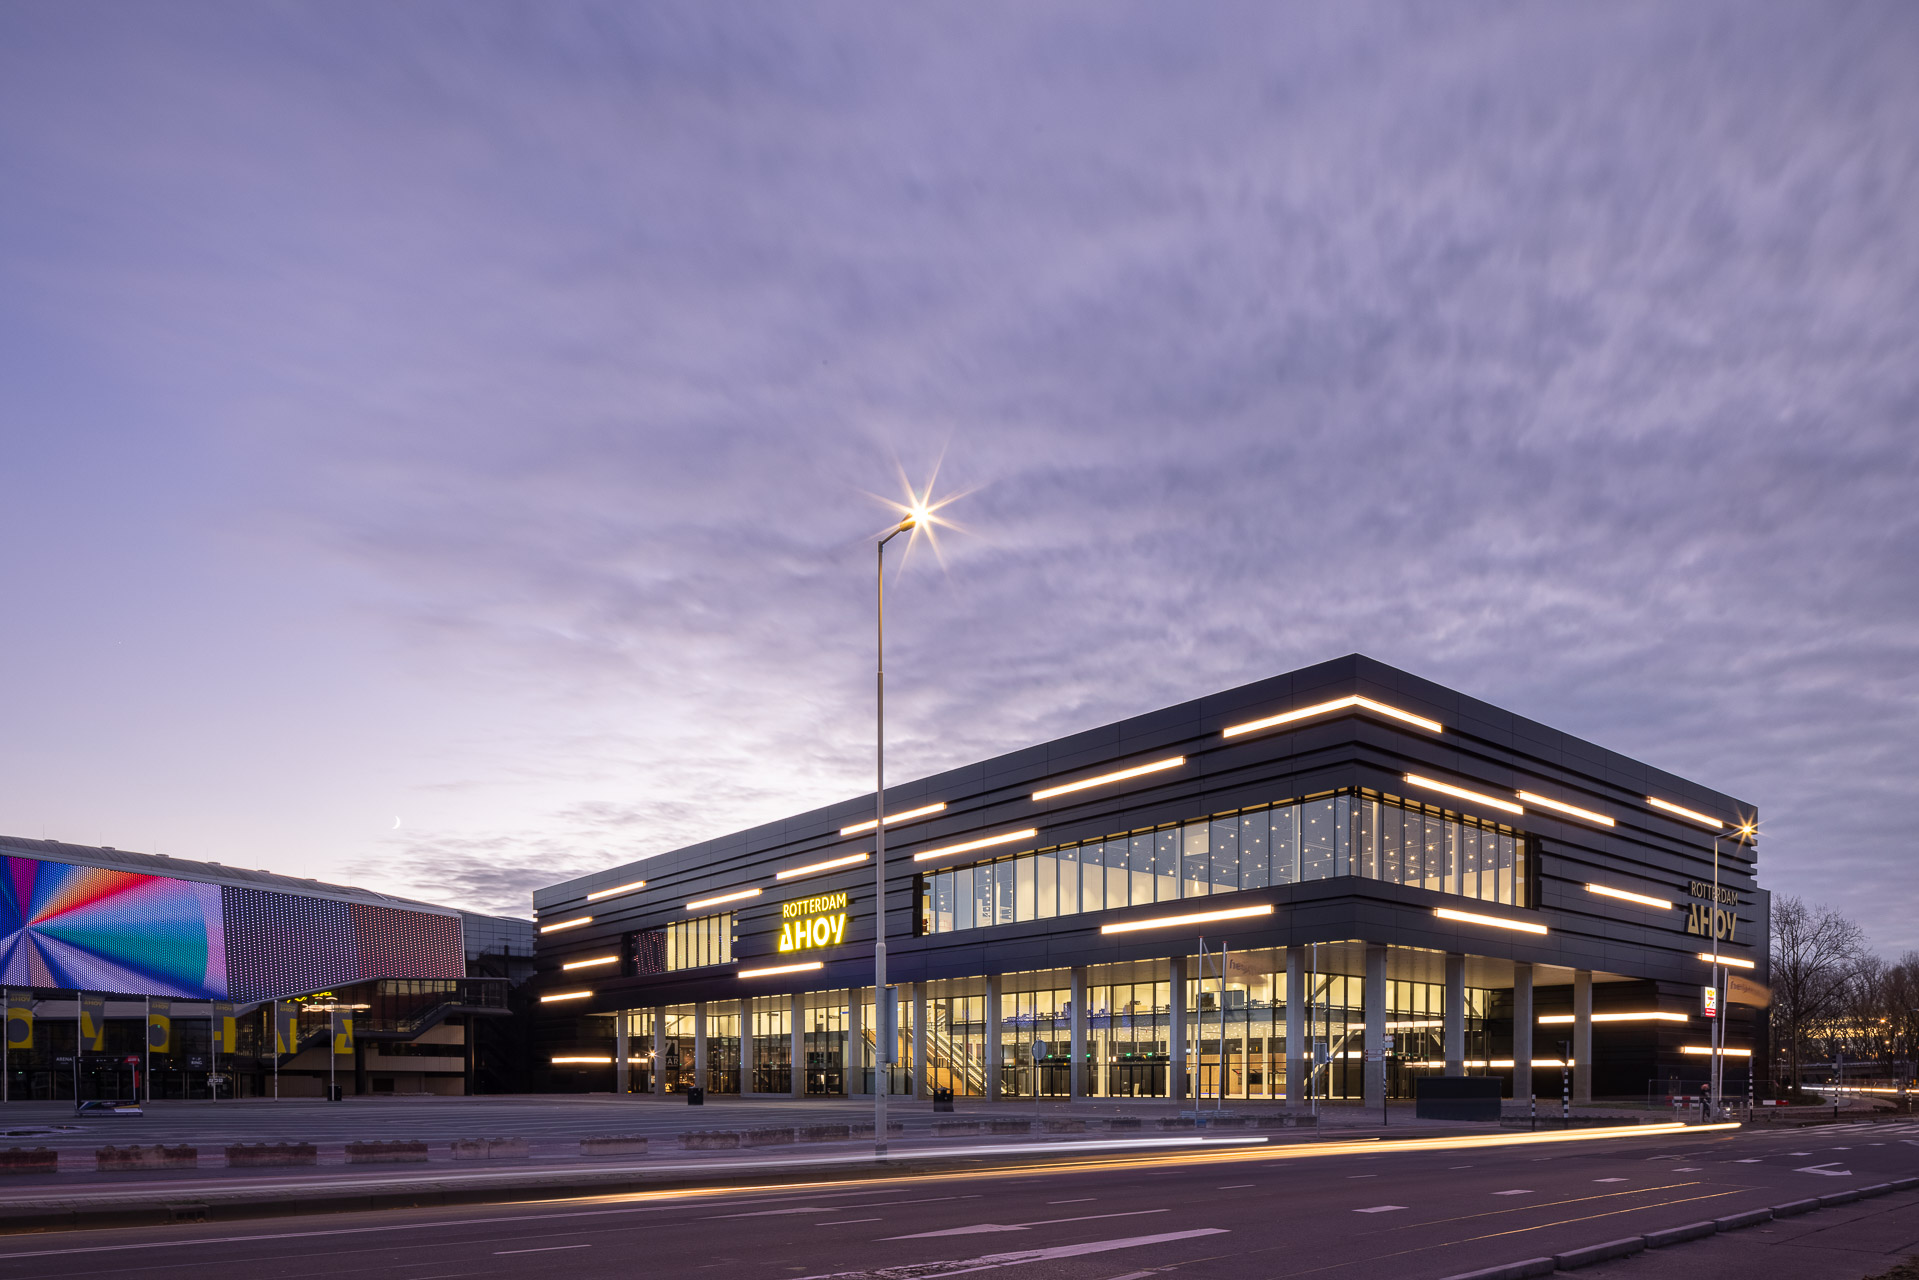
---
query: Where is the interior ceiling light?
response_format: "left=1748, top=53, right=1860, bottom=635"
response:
left=738, top=961, right=826, bottom=979
left=586, top=880, right=646, bottom=901
left=1586, top=883, right=1673, bottom=910
left=1681, top=1045, right=1752, bottom=1057
left=776, top=852, right=870, bottom=881
left=550, top=1056, right=612, bottom=1064
left=1538, top=1012, right=1688, bottom=1024
left=1647, top=796, right=1724, bottom=829
left=539, top=991, right=592, bottom=1003
left=1032, top=757, right=1186, bottom=802
left=912, top=829, right=1039, bottom=863
left=686, top=888, right=762, bottom=911
left=1223, top=695, right=1442, bottom=739
left=840, top=802, right=947, bottom=837
left=561, top=955, right=619, bottom=971
left=1099, top=904, right=1275, bottom=935
left=1517, top=792, right=1615, bottom=827
left=1434, top=906, right=1549, bottom=936
left=538, top=916, right=592, bottom=934
left=1698, top=952, right=1756, bottom=970
left=1403, top=774, right=1525, bottom=816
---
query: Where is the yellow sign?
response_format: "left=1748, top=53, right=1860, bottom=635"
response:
left=148, top=999, right=172, bottom=1054
left=778, top=891, right=848, bottom=954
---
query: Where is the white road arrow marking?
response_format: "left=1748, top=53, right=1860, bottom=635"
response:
left=1795, top=1162, right=1853, bottom=1177
left=791, top=1228, right=1228, bottom=1279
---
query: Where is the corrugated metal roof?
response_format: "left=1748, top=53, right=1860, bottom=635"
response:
left=0, top=835, right=460, bottom=917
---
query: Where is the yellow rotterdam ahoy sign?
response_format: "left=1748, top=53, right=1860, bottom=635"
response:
left=779, top=891, right=848, bottom=953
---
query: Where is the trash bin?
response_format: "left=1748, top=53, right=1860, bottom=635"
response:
left=328, top=1083, right=344, bottom=1103
left=686, top=1087, right=705, bottom=1106
left=932, top=1087, right=954, bottom=1113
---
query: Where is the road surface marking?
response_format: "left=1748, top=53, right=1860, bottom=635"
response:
left=1354, top=1205, right=1408, bottom=1213
left=1734, top=1158, right=1762, bottom=1163
left=1350, top=1174, right=1376, bottom=1179
left=792, top=1228, right=1229, bottom=1279
left=887, top=1209, right=1167, bottom=1239
left=1795, top=1163, right=1852, bottom=1177
left=1673, top=1167, right=1701, bottom=1172
left=815, top=1219, right=880, bottom=1226
left=1594, top=1178, right=1628, bottom=1183
left=1492, top=1190, right=1534, bottom=1196
left=1218, top=1184, right=1254, bottom=1189
left=1047, top=1199, right=1096, bottom=1204
left=494, top=1245, right=590, bottom=1255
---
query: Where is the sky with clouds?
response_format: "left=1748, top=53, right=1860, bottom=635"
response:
left=2, top=4, right=1915, bottom=950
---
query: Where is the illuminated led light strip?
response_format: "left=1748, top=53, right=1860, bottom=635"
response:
left=1586, top=883, right=1673, bottom=910
left=775, top=852, right=870, bottom=881
left=539, top=916, right=593, bottom=934
left=1414, top=1058, right=1574, bottom=1069
left=840, top=802, right=948, bottom=837
left=912, top=829, right=1039, bottom=863
left=1697, top=952, right=1756, bottom=970
left=737, top=961, right=826, bottom=979
left=586, top=879, right=646, bottom=901
left=1434, top=906, right=1548, bottom=935
left=550, top=1055, right=651, bottom=1065
left=1100, top=904, right=1275, bottom=935
left=1518, top=792, right=1615, bottom=827
left=1681, top=1045, right=1751, bottom=1057
left=540, top=991, right=593, bottom=1003
left=1223, top=694, right=1442, bottom=739
left=686, top=888, right=761, bottom=911
left=561, top=955, right=619, bottom=971
left=1647, top=796, right=1724, bottom=828
left=1033, top=756, right=1186, bottom=802
left=1403, top=774, right=1525, bottom=816
left=1539, top=1012, right=1688, bottom=1024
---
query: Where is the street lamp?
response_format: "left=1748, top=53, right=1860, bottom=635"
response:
left=872, top=510, right=917, bottom=1157
left=306, top=1001, right=368, bottom=1102
left=1708, top=819, right=1757, bottom=1118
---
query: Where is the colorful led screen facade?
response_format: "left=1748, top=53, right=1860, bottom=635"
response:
left=0, top=854, right=464, bottom=1002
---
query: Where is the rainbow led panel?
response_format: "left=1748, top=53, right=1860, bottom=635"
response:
left=0, top=856, right=226, bottom=998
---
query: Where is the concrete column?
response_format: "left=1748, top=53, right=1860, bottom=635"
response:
left=1169, top=954, right=1188, bottom=1101
left=911, top=984, right=928, bottom=1099
left=1512, top=963, right=1533, bottom=1101
left=849, top=988, right=866, bottom=1095
left=985, top=973, right=1002, bottom=1101
left=1363, top=944, right=1387, bottom=1110
left=790, top=992, right=805, bottom=1099
left=1285, top=945, right=1305, bottom=1107
left=1573, top=970, right=1593, bottom=1103
left=693, top=1002, right=708, bottom=1092
left=738, top=998, right=753, bottom=1094
left=614, top=1012, right=630, bottom=1095
left=1444, top=952, right=1466, bottom=1076
left=651, top=1009, right=665, bottom=1096
left=1070, top=967, right=1089, bottom=1100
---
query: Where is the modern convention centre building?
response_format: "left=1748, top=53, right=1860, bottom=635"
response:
left=532, top=655, right=1766, bottom=1106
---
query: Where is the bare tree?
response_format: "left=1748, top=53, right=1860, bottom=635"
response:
left=1770, top=894, right=1867, bottom=1092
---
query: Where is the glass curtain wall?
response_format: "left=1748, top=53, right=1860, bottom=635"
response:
left=922, top=986, right=989, bottom=1097
left=1089, top=979, right=1172, bottom=1097
left=1186, top=949, right=1286, bottom=1100
left=999, top=987, right=1072, bottom=1097
left=1385, top=981, right=1495, bottom=1099
left=750, top=998, right=790, bottom=1094
left=799, top=993, right=846, bottom=1095
left=663, top=1005, right=697, bottom=1091
left=706, top=1008, right=740, bottom=1094
left=858, top=991, right=915, bottom=1095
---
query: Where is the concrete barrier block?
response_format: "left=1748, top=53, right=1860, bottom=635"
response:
left=1436, top=1257, right=1556, bottom=1280
left=1714, top=1207, right=1773, bottom=1231
left=580, top=1136, right=648, bottom=1156
left=1200, top=1115, right=1249, bottom=1128
left=0, top=1147, right=57, bottom=1174
left=1106, top=1116, right=1143, bottom=1130
left=1772, top=1198, right=1820, bottom=1218
left=934, top=1121, right=981, bottom=1136
left=1554, top=1237, right=1645, bottom=1270
left=225, top=1143, right=317, bottom=1168
left=1818, top=1190, right=1861, bottom=1208
left=1156, top=1116, right=1196, bottom=1129
left=344, top=1140, right=428, bottom=1164
left=741, top=1127, right=795, bottom=1147
left=451, top=1138, right=528, bottom=1160
left=796, top=1125, right=851, bottom=1144
left=679, top=1131, right=741, bottom=1150
left=97, top=1145, right=198, bottom=1172
left=1041, top=1119, right=1086, bottom=1133
left=1645, top=1220, right=1718, bottom=1248
left=848, top=1121, right=905, bottom=1137
left=988, top=1120, right=1032, bottom=1134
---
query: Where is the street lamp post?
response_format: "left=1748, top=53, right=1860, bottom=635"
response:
left=1708, top=820, right=1756, bottom=1120
left=873, top=513, right=916, bottom=1157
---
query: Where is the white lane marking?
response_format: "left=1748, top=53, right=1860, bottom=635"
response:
left=1734, top=1159, right=1763, bottom=1163
left=887, top=1209, right=1167, bottom=1240
left=1218, top=1184, right=1254, bottom=1189
left=1594, top=1178, right=1628, bottom=1183
left=792, top=1228, right=1228, bottom=1279
left=494, top=1245, right=590, bottom=1256
left=1674, top=1167, right=1702, bottom=1172
left=1832, top=1147, right=1853, bottom=1151
left=1796, top=1163, right=1853, bottom=1177
left=1047, top=1199, right=1097, bottom=1204
left=1492, top=1190, right=1534, bottom=1196
left=816, top=1219, right=880, bottom=1226
left=707, top=1207, right=839, bottom=1218
left=1450, top=1165, right=1474, bottom=1169
left=1349, top=1174, right=1376, bottom=1179
left=1354, top=1205, right=1407, bottom=1214
left=1789, top=1151, right=1813, bottom=1155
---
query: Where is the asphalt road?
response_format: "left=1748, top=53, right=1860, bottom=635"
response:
left=3, top=1119, right=1916, bottom=1280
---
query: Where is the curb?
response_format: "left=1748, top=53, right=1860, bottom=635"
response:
left=1441, top=1180, right=1915, bottom=1280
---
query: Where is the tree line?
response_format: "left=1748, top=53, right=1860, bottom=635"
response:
left=1771, top=893, right=1918, bottom=1089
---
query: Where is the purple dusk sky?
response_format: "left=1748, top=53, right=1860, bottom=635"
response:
left=1, top=5, right=1915, bottom=949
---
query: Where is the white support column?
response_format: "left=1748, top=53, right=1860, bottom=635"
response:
left=693, top=1002, right=707, bottom=1092
left=911, top=984, right=928, bottom=1099
left=1070, top=967, right=1089, bottom=1100
left=790, top=992, right=805, bottom=1099
left=651, top=1009, right=666, bottom=1096
left=985, top=974, right=1002, bottom=1101
left=1169, top=954, right=1188, bottom=1102
left=1511, top=963, right=1533, bottom=1101
left=1573, top=970, right=1593, bottom=1104
left=1363, top=944, right=1387, bottom=1110
left=614, top=1012, right=630, bottom=1095
left=1444, top=952, right=1466, bottom=1076
left=849, top=988, right=866, bottom=1095
left=1285, top=945, right=1305, bottom=1108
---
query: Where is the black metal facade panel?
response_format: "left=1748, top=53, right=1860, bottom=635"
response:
left=532, top=656, right=1761, bottom=1014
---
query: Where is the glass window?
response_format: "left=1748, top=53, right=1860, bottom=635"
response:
left=1355, top=798, right=1376, bottom=880
left=1059, top=845, right=1081, bottom=916
left=1335, top=793, right=1351, bottom=877
left=1015, top=855, right=1036, bottom=922
left=1209, top=817, right=1238, bottom=892
left=1461, top=826, right=1480, bottom=901
left=974, top=863, right=994, bottom=928
left=1381, top=804, right=1402, bottom=885
left=1036, top=850, right=1058, bottom=919
left=934, top=870, right=954, bottom=933
left=951, top=865, right=972, bottom=931
left=1424, top=813, right=1447, bottom=893
left=1504, top=834, right=1521, bottom=906
left=1128, top=834, right=1154, bottom=905
left=1155, top=829, right=1181, bottom=902
left=1400, top=806, right=1422, bottom=886
left=995, top=860, right=1016, bottom=925
left=1238, top=810, right=1269, bottom=890
left=1271, top=803, right=1298, bottom=885
left=1443, top=821, right=1460, bottom=897
left=1104, top=840, right=1129, bottom=909
left=1181, top=822, right=1211, bottom=898
left=1300, top=798, right=1337, bottom=880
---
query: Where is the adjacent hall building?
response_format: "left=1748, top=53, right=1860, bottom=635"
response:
left=533, top=656, right=1766, bottom=1106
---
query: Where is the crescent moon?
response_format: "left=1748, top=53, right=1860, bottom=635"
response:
left=392, top=816, right=402, bottom=830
